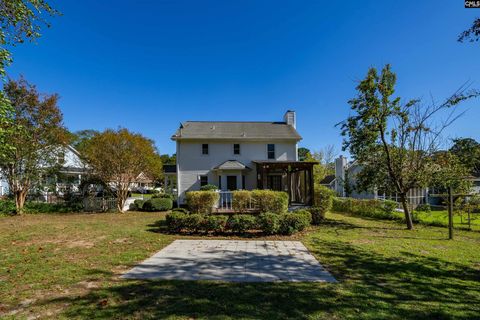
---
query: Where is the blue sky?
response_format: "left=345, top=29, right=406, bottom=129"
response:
left=7, top=0, right=480, bottom=155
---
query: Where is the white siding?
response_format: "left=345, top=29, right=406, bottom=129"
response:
left=176, top=140, right=297, bottom=203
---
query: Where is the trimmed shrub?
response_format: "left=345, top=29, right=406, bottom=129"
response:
left=151, top=193, right=174, bottom=200
left=172, top=207, right=189, bottom=214
left=186, top=191, right=219, bottom=214
left=313, top=185, right=334, bottom=216
left=142, top=198, right=173, bottom=211
left=278, top=212, right=311, bottom=235
left=294, top=209, right=312, bottom=224
left=184, top=214, right=204, bottom=232
left=0, top=200, right=16, bottom=214
left=129, top=199, right=146, bottom=211
left=232, top=190, right=252, bottom=213
left=309, top=206, right=326, bottom=224
left=166, top=211, right=187, bottom=232
left=201, top=215, right=228, bottom=233
left=26, top=201, right=83, bottom=214
left=227, top=214, right=257, bottom=233
left=251, top=190, right=289, bottom=213
left=256, top=212, right=281, bottom=235
left=200, top=184, right=218, bottom=191
left=415, top=203, right=431, bottom=213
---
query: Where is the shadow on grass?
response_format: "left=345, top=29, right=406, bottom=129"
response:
left=35, top=237, right=480, bottom=319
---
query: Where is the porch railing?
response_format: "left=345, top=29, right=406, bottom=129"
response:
left=216, top=191, right=255, bottom=212
left=217, top=191, right=234, bottom=211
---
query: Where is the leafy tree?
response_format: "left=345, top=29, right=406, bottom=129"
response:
left=297, top=147, right=311, bottom=161
left=69, top=129, right=99, bottom=153
left=0, top=78, right=68, bottom=213
left=340, top=64, right=478, bottom=229
left=0, top=0, right=59, bottom=76
left=304, top=147, right=336, bottom=186
left=160, top=153, right=176, bottom=165
left=0, top=95, right=15, bottom=159
left=449, top=138, right=480, bottom=176
left=458, top=18, right=480, bottom=43
left=431, top=152, right=472, bottom=195
left=83, top=128, right=163, bottom=212
left=0, top=0, right=59, bottom=159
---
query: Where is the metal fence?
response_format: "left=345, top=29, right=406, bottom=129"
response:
left=83, top=197, right=117, bottom=212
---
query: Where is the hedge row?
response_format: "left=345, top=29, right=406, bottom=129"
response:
left=185, top=191, right=220, bottom=214
left=332, top=197, right=399, bottom=220
left=129, top=197, right=173, bottom=212
left=0, top=200, right=83, bottom=214
left=165, top=211, right=312, bottom=235
left=185, top=189, right=289, bottom=214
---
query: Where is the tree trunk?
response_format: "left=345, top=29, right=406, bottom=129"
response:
left=399, top=193, right=414, bottom=230
left=15, top=190, right=27, bottom=215
left=117, top=188, right=128, bottom=213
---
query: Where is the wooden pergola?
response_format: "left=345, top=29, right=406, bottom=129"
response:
left=253, top=161, right=317, bottom=206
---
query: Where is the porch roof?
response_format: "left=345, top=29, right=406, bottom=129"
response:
left=214, top=160, right=251, bottom=171
left=252, top=160, right=318, bottom=169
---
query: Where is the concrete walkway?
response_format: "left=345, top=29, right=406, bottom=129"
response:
left=122, top=240, right=337, bottom=283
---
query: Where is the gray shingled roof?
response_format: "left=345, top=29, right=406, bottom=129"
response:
left=213, top=160, right=251, bottom=171
left=171, top=121, right=302, bottom=140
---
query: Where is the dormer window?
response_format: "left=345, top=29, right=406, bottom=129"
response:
left=233, top=144, right=240, bottom=155
left=202, top=144, right=209, bottom=155
left=267, top=144, right=275, bottom=159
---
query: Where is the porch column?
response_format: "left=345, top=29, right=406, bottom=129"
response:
left=309, top=166, right=314, bottom=206
left=287, top=169, right=292, bottom=204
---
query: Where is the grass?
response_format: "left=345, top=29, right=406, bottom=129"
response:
left=130, top=193, right=153, bottom=199
left=0, top=211, right=479, bottom=319
left=414, top=209, right=480, bottom=231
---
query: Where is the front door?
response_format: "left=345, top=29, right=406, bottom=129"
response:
left=227, top=176, right=237, bottom=190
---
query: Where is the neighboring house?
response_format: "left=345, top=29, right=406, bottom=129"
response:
left=0, top=145, right=88, bottom=198
left=129, top=172, right=155, bottom=191
left=319, top=174, right=336, bottom=190
left=468, top=174, right=480, bottom=194
left=171, top=111, right=316, bottom=205
left=329, top=155, right=479, bottom=206
left=0, top=179, right=8, bottom=197
left=55, top=145, right=89, bottom=195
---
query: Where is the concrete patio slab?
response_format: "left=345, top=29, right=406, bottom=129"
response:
left=122, top=240, right=337, bottom=283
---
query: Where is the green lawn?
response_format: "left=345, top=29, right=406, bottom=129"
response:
left=1, top=212, right=479, bottom=319
left=130, top=193, right=153, bottom=199
left=414, top=209, right=480, bottom=231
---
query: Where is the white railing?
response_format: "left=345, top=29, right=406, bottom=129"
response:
left=217, top=191, right=234, bottom=211
left=216, top=191, right=255, bottom=212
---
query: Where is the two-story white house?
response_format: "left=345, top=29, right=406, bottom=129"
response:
left=171, top=111, right=316, bottom=206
